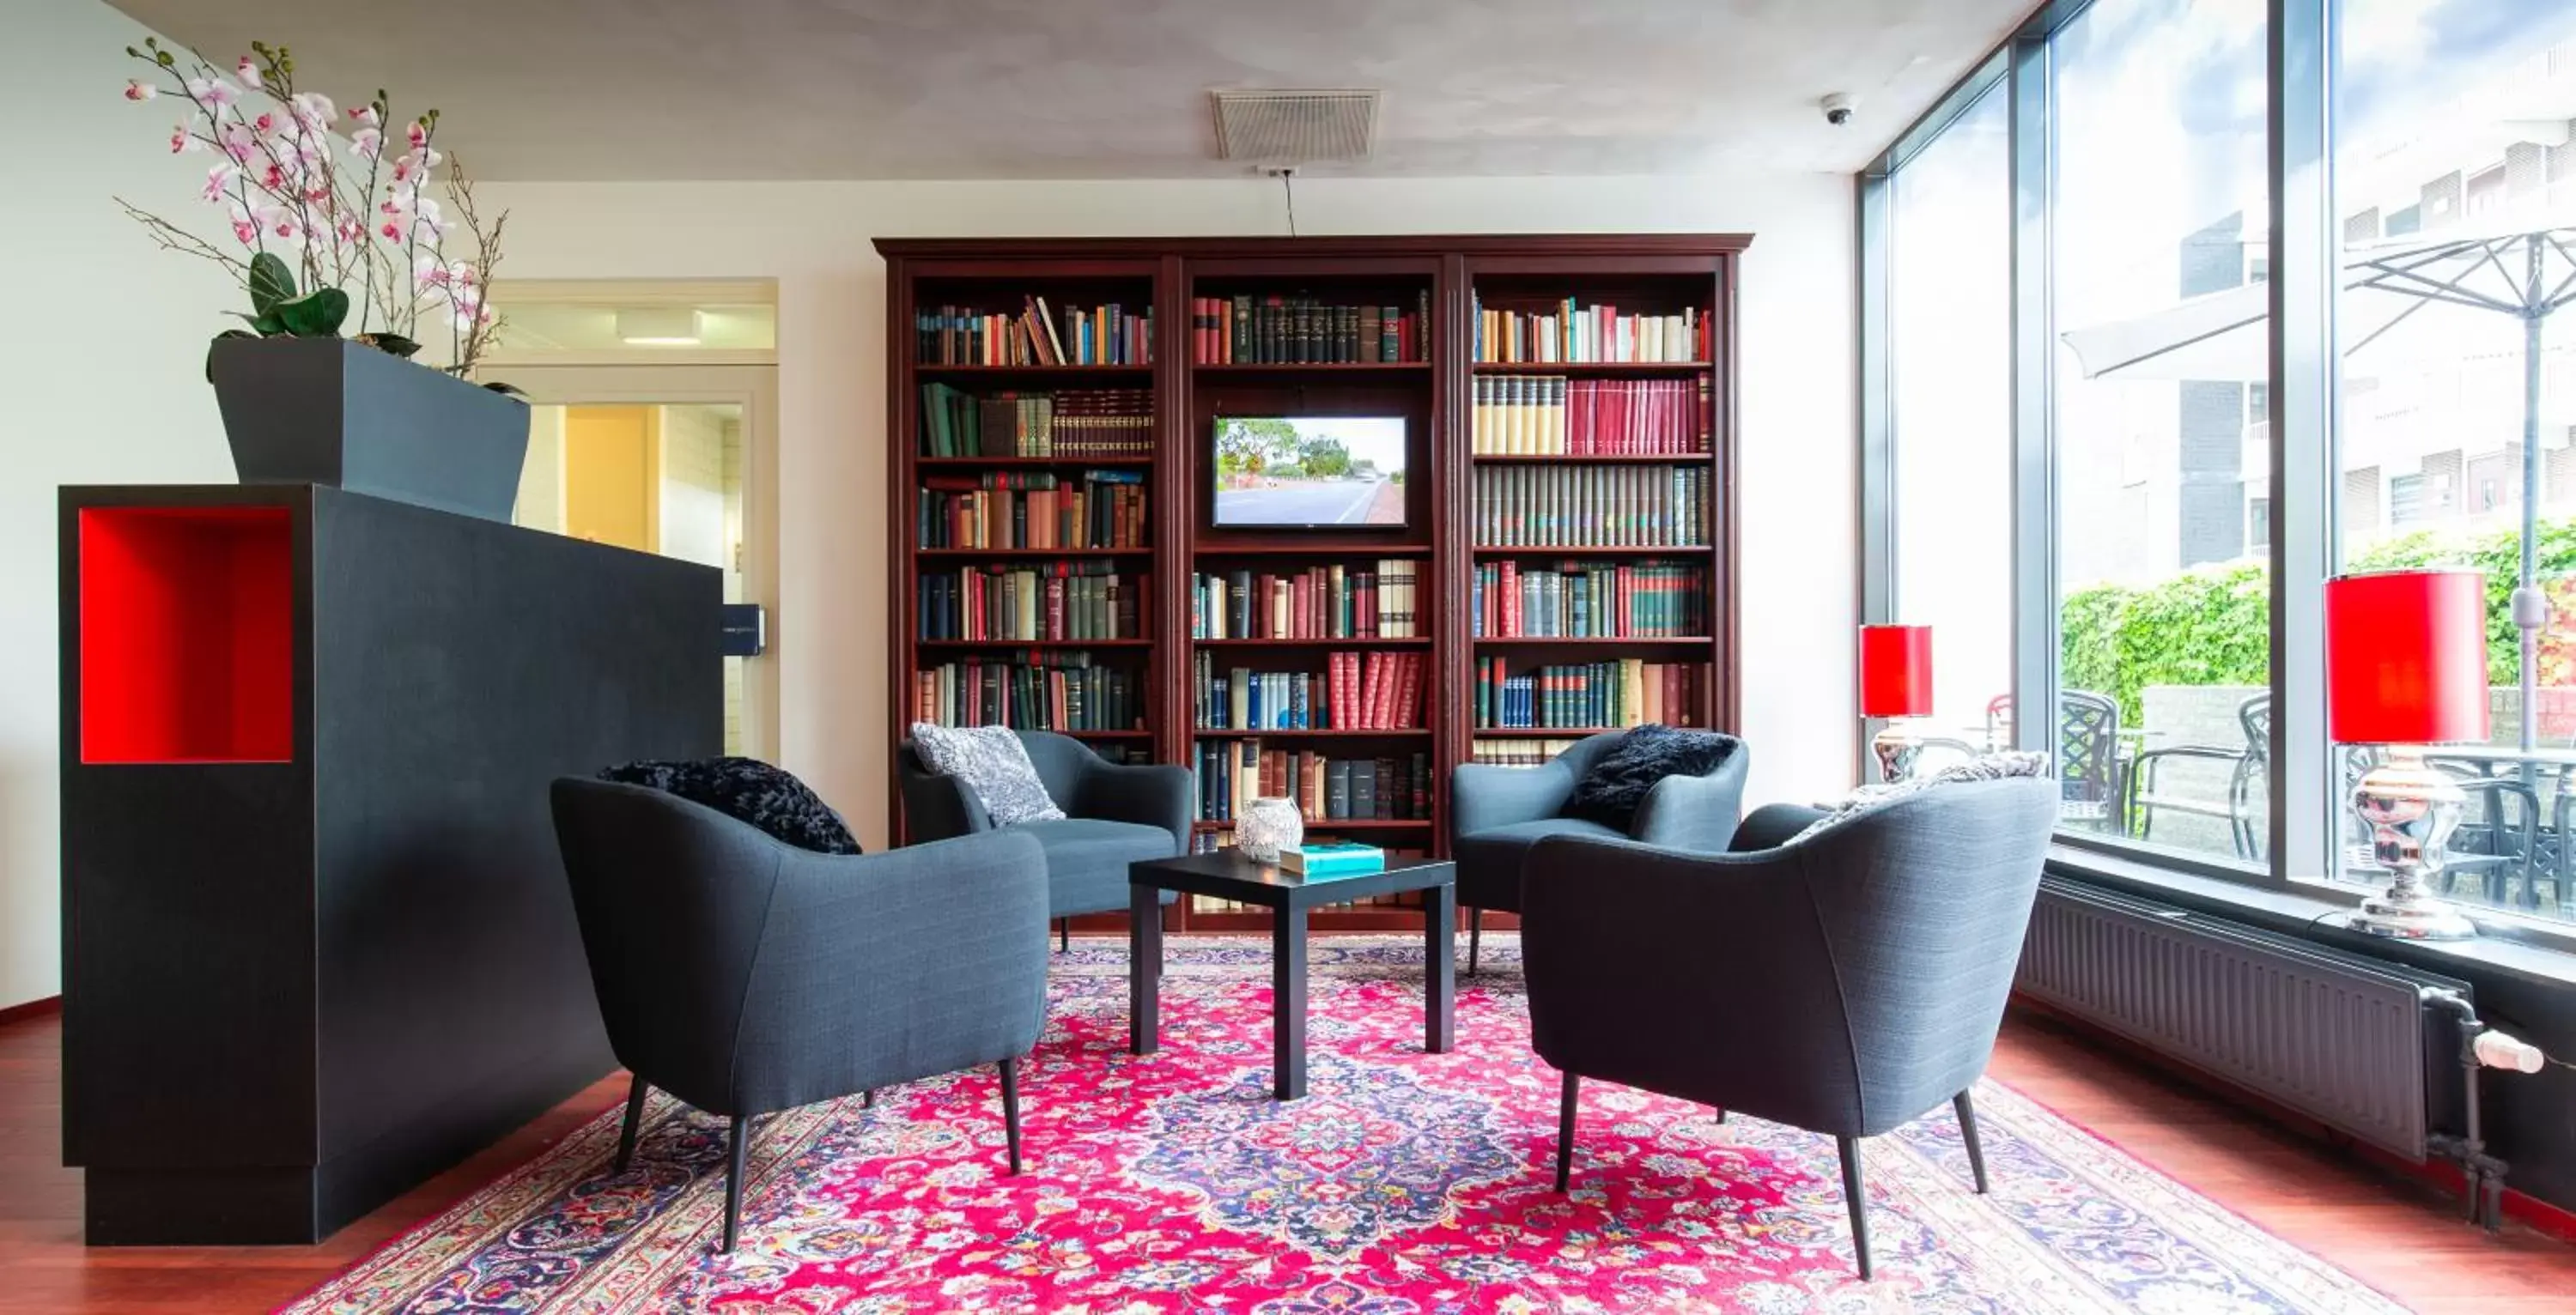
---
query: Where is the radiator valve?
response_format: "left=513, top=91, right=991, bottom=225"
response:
left=2472, top=1028, right=2547, bottom=1074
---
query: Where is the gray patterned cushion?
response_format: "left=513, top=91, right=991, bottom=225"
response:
left=908, top=724, right=1066, bottom=827
left=1790, top=750, right=2052, bottom=844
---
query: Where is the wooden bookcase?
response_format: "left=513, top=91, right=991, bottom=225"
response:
left=879, top=236, right=1747, bottom=932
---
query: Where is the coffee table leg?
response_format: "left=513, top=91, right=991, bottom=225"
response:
left=1425, top=882, right=1455, bottom=1053
left=1130, top=884, right=1162, bottom=1056
left=1273, top=905, right=1309, bottom=1100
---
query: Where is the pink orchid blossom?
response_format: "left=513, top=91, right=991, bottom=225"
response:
left=201, top=161, right=239, bottom=203
left=253, top=204, right=298, bottom=240
left=406, top=119, right=428, bottom=150
left=125, top=80, right=156, bottom=101
left=217, top=121, right=257, bottom=163
left=348, top=103, right=380, bottom=128
left=228, top=204, right=258, bottom=245
left=168, top=123, right=194, bottom=153
left=235, top=56, right=260, bottom=87
left=290, top=92, right=333, bottom=131
left=185, top=76, right=240, bottom=108
left=350, top=126, right=383, bottom=161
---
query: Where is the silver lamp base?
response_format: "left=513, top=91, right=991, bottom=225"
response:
left=2346, top=748, right=2478, bottom=942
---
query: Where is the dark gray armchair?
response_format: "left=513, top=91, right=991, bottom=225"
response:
left=1449, top=730, right=1748, bottom=972
left=550, top=779, right=1048, bottom=1252
left=899, top=730, right=1191, bottom=941
left=1522, top=778, right=2057, bottom=1279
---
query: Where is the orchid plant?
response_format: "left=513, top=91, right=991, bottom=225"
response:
left=118, top=36, right=507, bottom=379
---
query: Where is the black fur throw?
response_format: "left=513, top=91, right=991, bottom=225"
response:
left=1564, top=725, right=1741, bottom=832
left=599, top=757, right=861, bottom=854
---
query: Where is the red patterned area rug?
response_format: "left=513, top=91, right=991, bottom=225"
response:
left=283, top=937, right=2403, bottom=1314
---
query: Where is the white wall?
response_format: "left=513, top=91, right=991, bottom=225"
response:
left=0, top=0, right=241, bottom=1008
left=482, top=175, right=1862, bottom=845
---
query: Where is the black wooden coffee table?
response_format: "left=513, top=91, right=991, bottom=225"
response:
left=1128, top=851, right=1456, bottom=1100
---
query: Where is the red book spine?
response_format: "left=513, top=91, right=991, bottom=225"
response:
left=1359, top=653, right=1382, bottom=730
left=1397, top=652, right=1423, bottom=729
left=1502, top=561, right=1521, bottom=637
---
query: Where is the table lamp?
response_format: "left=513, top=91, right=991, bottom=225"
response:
left=2326, top=568, right=2490, bottom=941
left=1859, top=624, right=1934, bottom=783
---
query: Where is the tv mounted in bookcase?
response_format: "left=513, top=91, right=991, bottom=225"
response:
left=1210, top=415, right=1409, bottom=530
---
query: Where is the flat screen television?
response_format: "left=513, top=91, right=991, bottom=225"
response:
left=1211, top=416, right=1408, bottom=530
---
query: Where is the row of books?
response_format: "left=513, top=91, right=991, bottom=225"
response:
left=1470, top=738, right=1588, bottom=767
left=1472, top=376, right=1709, bottom=456
left=1473, top=296, right=1708, bottom=364
left=1472, top=560, right=1709, bottom=638
left=1190, top=561, right=1421, bottom=640
left=917, top=470, right=1148, bottom=550
left=1194, top=741, right=1432, bottom=823
left=1192, top=651, right=1427, bottom=730
left=917, top=385, right=1154, bottom=458
left=915, top=567, right=1146, bottom=643
left=913, top=653, right=1143, bottom=732
left=1191, top=294, right=1430, bottom=364
left=1473, top=465, right=1711, bottom=547
left=1473, top=658, right=1706, bottom=730
left=915, top=298, right=1153, bottom=366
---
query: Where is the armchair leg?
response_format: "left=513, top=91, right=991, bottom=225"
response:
left=1837, top=1136, right=1874, bottom=1281
left=613, top=1073, right=648, bottom=1173
left=1554, top=1071, right=1578, bottom=1192
left=1954, top=1089, right=1990, bottom=1194
left=999, top=1057, right=1024, bottom=1174
left=862, top=1088, right=875, bottom=1109
left=721, top=1114, right=751, bottom=1252
left=1058, top=918, right=1070, bottom=954
left=1467, top=910, right=1483, bottom=976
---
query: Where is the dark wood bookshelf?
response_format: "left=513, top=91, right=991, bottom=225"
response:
left=1470, top=361, right=1714, bottom=375
left=1194, top=637, right=1433, bottom=648
left=1473, top=726, right=1628, bottom=737
left=1473, top=635, right=1716, bottom=645
left=1470, top=452, right=1716, bottom=464
left=881, top=234, right=1746, bottom=932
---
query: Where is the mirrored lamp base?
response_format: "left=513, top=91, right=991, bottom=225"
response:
left=2346, top=747, right=2478, bottom=942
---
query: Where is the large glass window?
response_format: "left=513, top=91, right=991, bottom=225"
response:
left=2327, top=0, right=2576, bottom=925
left=2050, top=0, right=2273, bottom=861
left=1889, top=87, right=2014, bottom=761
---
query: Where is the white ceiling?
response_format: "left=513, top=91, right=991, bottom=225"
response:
left=106, top=0, right=2031, bottom=181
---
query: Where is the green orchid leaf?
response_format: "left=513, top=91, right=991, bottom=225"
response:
left=247, top=251, right=295, bottom=316
left=357, top=331, right=422, bottom=359
left=274, top=287, right=349, bottom=337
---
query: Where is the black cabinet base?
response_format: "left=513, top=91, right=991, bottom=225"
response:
left=83, top=1167, right=320, bottom=1246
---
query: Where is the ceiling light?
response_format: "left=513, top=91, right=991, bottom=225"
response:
left=617, top=307, right=703, bottom=345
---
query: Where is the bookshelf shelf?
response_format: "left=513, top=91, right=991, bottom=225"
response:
left=915, top=548, right=1154, bottom=560
left=1193, top=729, right=1435, bottom=740
left=1470, top=452, right=1716, bottom=464
left=916, top=456, right=1157, bottom=469
left=1193, top=362, right=1432, bottom=376
left=916, top=638, right=1156, bottom=649
left=1473, top=726, right=1627, bottom=737
left=914, top=364, right=1153, bottom=379
left=883, top=234, right=1744, bottom=928
left=1473, top=635, right=1716, bottom=645
left=1473, top=544, right=1716, bottom=556
left=1471, top=361, right=1713, bottom=376
left=1194, top=637, right=1432, bottom=648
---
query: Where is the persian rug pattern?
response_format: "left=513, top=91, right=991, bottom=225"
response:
left=283, top=937, right=2404, bottom=1314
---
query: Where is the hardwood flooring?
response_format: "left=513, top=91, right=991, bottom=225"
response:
left=3, top=992, right=2572, bottom=1312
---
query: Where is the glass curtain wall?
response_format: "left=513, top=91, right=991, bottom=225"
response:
left=1864, top=0, right=2576, bottom=936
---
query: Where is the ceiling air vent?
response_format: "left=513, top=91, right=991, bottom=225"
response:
left=1210, top=88, right=1379, bottom=163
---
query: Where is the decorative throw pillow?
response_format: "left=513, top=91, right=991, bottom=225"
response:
left=908, top=723, right=1066, bottom=827
left=1564, top=724, right=1743, bottom=832
left=598, top=757, right=860, bottom=854
left=1789, top=750, right=2052, bottom=845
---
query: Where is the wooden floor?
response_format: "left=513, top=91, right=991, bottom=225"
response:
left=4, top=997, right=2573, bottom=1312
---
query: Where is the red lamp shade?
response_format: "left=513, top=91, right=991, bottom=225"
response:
left=2324, top=569, right=2490, bottom=745
left=1858, top=624, right=1935, bottom=719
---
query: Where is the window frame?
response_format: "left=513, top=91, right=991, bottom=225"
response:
left=1854, top=0, right=2576, bottom=953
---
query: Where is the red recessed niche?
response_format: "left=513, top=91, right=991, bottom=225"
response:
left=79, top=506, right=294, bottom=764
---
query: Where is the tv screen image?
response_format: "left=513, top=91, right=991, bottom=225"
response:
left=1212, top=416, right=1408, bottom=529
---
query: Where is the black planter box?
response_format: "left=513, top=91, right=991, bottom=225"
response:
left=209, top=336, right=531, bottom=524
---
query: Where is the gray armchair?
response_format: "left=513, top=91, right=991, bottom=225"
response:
left=898, top=730, right=1191, bottom=942
left=1449, top=730, right=1748, bottom=972
left=550, top=779, right=1048, bottom=1252
left=1522, top=778, right=2057, bottom=1279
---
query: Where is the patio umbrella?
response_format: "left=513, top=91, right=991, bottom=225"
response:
left=2062, top=225, right=2576, bottom=754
